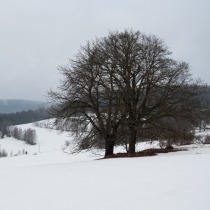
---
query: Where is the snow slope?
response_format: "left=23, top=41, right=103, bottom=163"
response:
left=0, top=123, right=210, bottom=210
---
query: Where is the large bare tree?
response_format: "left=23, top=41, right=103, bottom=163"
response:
left=47, top=29, right=204, bottom=156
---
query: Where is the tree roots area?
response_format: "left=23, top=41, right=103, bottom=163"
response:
left=103, top=147, right=186, bottom=159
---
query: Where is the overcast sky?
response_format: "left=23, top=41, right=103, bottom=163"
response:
left=1, top=0, right=209, bottom=101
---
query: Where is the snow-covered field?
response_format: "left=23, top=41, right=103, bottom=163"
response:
left=0, top=123, right=210, bottom=210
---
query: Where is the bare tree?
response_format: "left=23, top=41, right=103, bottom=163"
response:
left=0, top=120, right=12, bottom=138
left=11, top=127, right=23, bottom=140
left=47, top=29, right=204, bottom=156
left=23, top=128, right=37, bottom=145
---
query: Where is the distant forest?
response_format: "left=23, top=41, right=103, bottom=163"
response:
left=0, top=107, right=48, bottom=126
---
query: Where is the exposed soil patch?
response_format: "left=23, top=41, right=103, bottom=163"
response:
left=103, top=148, right=186, bottom=159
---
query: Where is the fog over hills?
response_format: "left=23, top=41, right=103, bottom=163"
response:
left=0, top=99, right=48, bottom=114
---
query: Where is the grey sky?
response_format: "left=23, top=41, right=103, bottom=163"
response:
left=1, top=0, right=210, bottom=101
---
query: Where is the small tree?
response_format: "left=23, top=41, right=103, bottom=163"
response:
left=11, top=127, right=23, bottom=140
left=24, top=128, right=37, bottom=145
left=1, top=149, right=8, bottom=157
left=0, top=120, right=12, bottom=138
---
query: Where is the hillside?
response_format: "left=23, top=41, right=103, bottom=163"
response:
left=0, top=122, right=210, bottom=210
left=0, top=99, right=48, bottom=113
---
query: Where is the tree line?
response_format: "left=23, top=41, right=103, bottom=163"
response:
left=11, top=127, right=37, bottom=145
left=47, top=29, right=208, bottom=157
left=0, top=107, right=48, bottom=126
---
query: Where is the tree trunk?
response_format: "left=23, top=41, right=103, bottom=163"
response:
left=105, top=138, right=115, bottom=157
left=128, top=129, right=137, bottom=154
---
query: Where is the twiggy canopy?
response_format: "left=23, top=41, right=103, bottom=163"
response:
left=47, top=29, right=204, bottom=156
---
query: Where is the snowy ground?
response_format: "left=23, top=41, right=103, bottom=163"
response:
left=0, top=123, right=210, bottom=210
